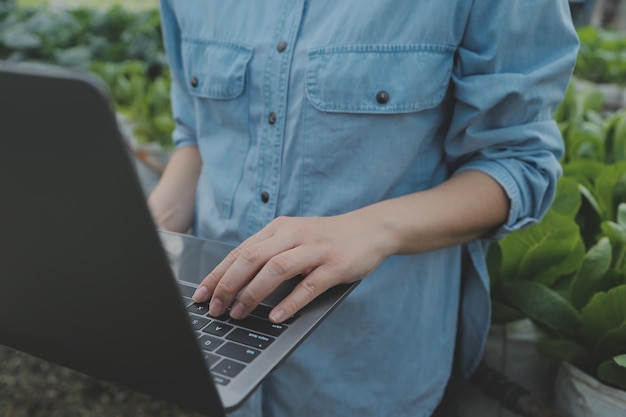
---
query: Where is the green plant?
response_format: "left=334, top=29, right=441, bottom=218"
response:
left=0, top=4, right=173, bottom=147
left=488, top=83, right=626, bottom=389
left=575, top=26, right=626, bottom=85
left=90, top=60, right=173, bottom=147
left=490, top=198, right=626, bottom=389
left=554, top=81, right=626, bottom=244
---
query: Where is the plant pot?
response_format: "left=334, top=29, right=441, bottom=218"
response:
left=553, top=362, right=626, bottom=417
left=456, top=319, right=559, bottom=417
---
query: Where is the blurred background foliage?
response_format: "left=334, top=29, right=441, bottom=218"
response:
left=1, top=0, right=172, bottom=147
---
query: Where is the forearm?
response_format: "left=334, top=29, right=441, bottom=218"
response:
left=147, top=145, right=202, bottom=233
left=197, top=169, right=510, bottom=320
left=352, top=169, right=510, bottom=258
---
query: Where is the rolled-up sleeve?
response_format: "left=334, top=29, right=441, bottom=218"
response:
left=159, top=0, right=197, bottom=149
left=445, top=0, right=579, bottom=239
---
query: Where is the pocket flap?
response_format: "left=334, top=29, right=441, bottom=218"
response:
left=181, top=38, right=253, bottom=99
left=306, top=44, right=455, bottom=114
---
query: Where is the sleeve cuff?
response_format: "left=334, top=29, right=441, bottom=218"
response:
left=455, top=161, right=541, bottom=240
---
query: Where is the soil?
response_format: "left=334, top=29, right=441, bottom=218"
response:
left=0, top=345, right=205, bottom=417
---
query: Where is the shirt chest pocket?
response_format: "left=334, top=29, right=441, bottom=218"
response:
left=180, top=38, right=253, bottom=218
left=181, top=38, right=253, bottom=99
left=305, top=44, right=455, bottom=114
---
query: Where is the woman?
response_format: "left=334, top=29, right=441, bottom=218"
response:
left=149, top=1, right=579, bottom=416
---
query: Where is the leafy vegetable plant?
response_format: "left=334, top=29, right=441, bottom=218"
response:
left=575, top=26, right=626, bottom=86
left=489, top=82, right=626, bottom=390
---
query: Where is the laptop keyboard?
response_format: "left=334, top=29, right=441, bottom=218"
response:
left=178, top=283, right=298, bottom=386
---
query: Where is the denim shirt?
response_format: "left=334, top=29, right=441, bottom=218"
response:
left=159, top=1, right=578, bottom=416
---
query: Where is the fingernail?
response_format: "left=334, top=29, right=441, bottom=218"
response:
left=230, top=302, right=245, bottom=319
left=209, top=298, right=223, bottom=317
left=270, top=308, right=285, bottom=323
left=193, top=285, right=209, bottom=302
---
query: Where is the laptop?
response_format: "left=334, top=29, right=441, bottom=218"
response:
left=0, top=61, right=357, bottom=416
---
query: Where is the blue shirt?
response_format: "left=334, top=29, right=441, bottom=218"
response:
left=159, top=1, right=579, bottom=416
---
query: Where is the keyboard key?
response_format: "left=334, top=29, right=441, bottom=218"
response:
left=190, top=316, right=211, bottom=330
left=250, top=304, right=299, bottom=324
left=250, top=304, right=273, bottom=318
left=202, top=322, right=233, bottom=337
left=212, top=359, right=246, bottom=378
left=187, top=302, right=210, bottom=316
left=230, top=316, right=287, bottom=337
left=212, top=374, right=231, bottom=386
left=227, top=329, right=274, bottom=350
left=198, top=335, right=224, bottom=352
left=202, top=352, right=221, bottom=367
left=216, top=342, right=261, bottom=363
left=210, top=310, right=232, bottom=321
left=177, top=282, right=197, bottom=298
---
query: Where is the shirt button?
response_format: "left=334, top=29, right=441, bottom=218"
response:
left=190, top=76, right=199, bottom=88
left=261, top=191, right=270, bottom=203
left=376, top=90, right=390, bottom=104
left=268, top=112, right=277, bottom=125
left=277, top=41, right=287, bottom=53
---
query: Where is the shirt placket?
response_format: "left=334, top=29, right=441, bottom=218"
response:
left=248, top=0, right=305, bottom=235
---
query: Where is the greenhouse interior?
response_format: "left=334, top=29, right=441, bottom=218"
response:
left=1, top=1, right=626, bottom=417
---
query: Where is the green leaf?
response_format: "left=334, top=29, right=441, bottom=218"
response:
left=581, top=89, right=606, bottom=114
left=567, top=129, right=605, bottom=162
left=581, top=285, right=626, bottom=346
left=491, top=300, right=525, bottom=323
left=596, top=162, right=626, bottom=222
left=498, top=210, right=583, bottom=285
left=581, top=119, right=606, bottom=139
left=570, top=237, right=613, bottom=310
left=601, top=269, right=626, bottom=292
left=551, top=177, right=582, bottom=218
left=502, top=280, right=582, bottom=336
left=594, top=324, right=626, bottom=366
left=537, top=237, right=586, bottom=287
left=537, top=338, right=589, bottom=363
left=578, top=183, right=603, bottom=219
left=53, top=46, right=92, bottom=68
left=2, top=25, right=41, bottom=50
left=26, top=9, right=81, bottom=47
left=597, top=356, right=626, bottom=390
left=563, top=159, right=607, bottom=185
left=618, top=203, right=626, bottom=227
left=601, top=221, right=626, bottom=271
left=601, top=221, right=626, bottom=245
left=606, top=110, right=626, bottom=163
left=553, top=83, right=575, bottom=123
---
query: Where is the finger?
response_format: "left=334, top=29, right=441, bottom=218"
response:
left=192, top=247, right=242, bottom=302
left=268, top=266, right=337, bottom=323
left=192, top=227, right=275, bottom=302
left=209, top=235, right=301, bottom=317
left=229, top=245, right=320, bottom=319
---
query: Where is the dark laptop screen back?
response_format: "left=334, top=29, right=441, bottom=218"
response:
left=0, top=63, right=224, bottom=416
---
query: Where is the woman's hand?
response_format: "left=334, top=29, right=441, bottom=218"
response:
left=192, top=212, right=393, bottom=323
